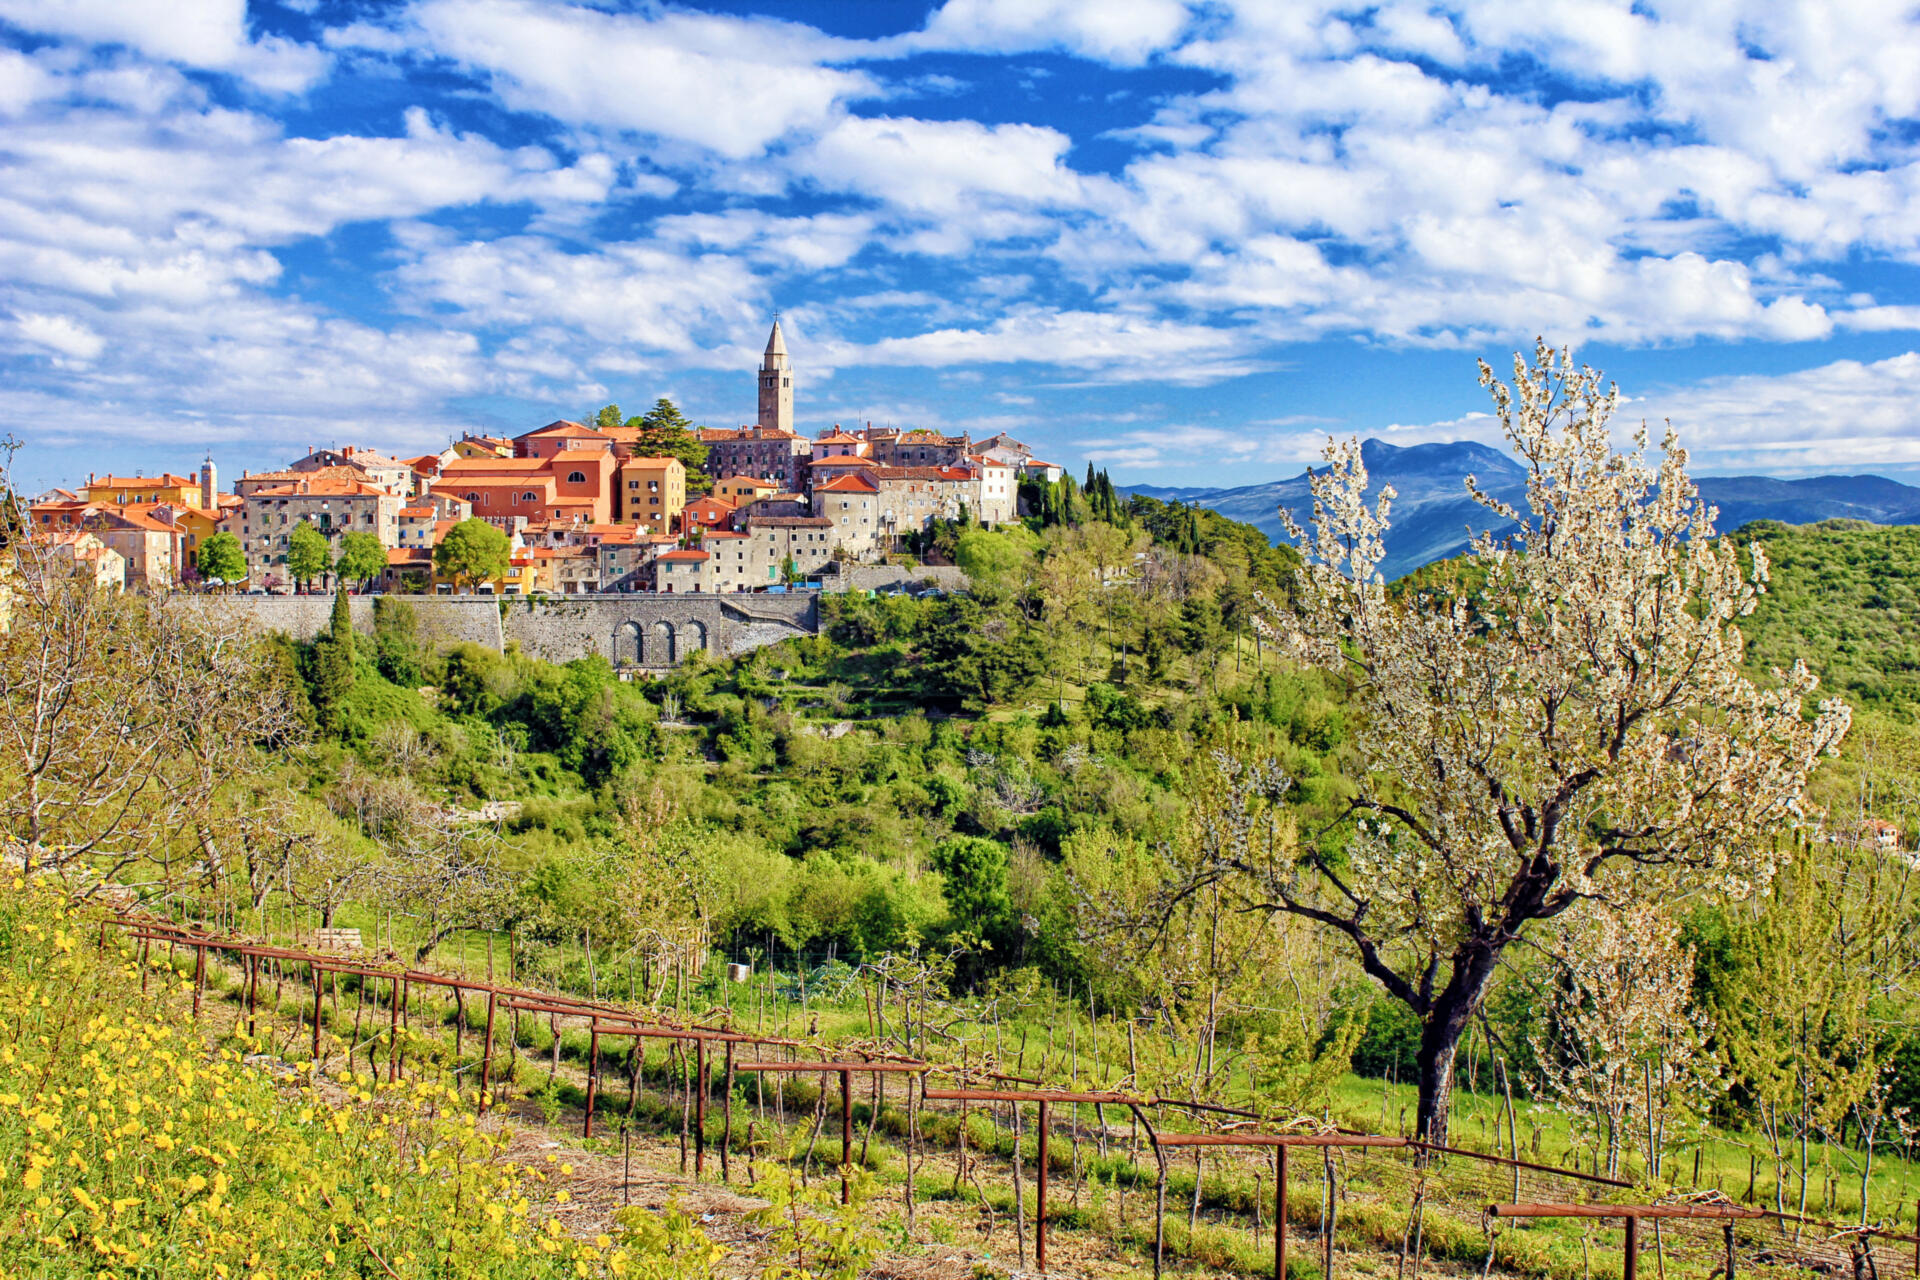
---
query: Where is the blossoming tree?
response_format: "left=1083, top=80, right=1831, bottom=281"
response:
left=1153, top=344, right=1849, bottom=1144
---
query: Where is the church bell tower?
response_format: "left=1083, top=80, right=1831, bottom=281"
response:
left=757, top=318, right=793, bottom=434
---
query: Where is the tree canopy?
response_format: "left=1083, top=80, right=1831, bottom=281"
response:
left=195, top=530, right=247, bottom=587
left=600, top=398, right=709, bottom=492
left=285, top=521, right=330, bottom=590
left=433, top=518, right=510, bottom=591
left=1099, top=343, right=1851, bottom=1144
left=334, top=530, right=386, bottom=588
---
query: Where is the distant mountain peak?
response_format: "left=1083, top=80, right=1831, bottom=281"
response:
left=1119, top=436, right=1920, bottom=580
left=1357, top=436, right=1525, bottom=478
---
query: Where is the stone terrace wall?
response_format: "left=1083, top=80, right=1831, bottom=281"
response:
left=197, top=595, right=504, bottom=649
left=200, top=592, right=815, bottom=666
left=823, top=565, right=969, bottom=594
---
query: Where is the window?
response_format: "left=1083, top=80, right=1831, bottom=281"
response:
left=567, top=471, right=586, bottom=484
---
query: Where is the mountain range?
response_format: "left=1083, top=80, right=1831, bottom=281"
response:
left=1125, top=439, right=1920, bottom=581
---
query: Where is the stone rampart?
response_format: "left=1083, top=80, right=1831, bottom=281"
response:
left=199, top=591, right=815, bottom=667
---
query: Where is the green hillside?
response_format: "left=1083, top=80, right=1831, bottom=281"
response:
left=1734, top=519, right=1920, bottom=713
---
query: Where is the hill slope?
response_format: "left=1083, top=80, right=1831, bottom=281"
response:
left=1735, top=519, right=1920, bottom=712
left=1126, top=439, right=1920, bottom=579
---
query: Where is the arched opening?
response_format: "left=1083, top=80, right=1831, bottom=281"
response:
left=566, top=471, right=586, bottom=484
left=682, top=620, right=707, bottom=656
left=613, top=621, right=643, bottom=666
left=648, top=620, right=676, bottom=666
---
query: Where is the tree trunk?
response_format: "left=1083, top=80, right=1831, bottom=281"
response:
left=1413, top=1021, right=1462, bottom=1145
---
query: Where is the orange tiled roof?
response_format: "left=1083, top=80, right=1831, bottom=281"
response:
left=251, top=476, right=388, bottom=497
left=815, top=473, right=879, bottom=493
left=658, top=549, right=709, bottom=562
left=519, top=419, right=607, bottom=439
left=89, top=473, right=197, bottom=489
left=440, top=457, right=553, bottom=474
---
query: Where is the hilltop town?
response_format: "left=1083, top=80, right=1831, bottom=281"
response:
left=24, top=322, right=1059, bottom=596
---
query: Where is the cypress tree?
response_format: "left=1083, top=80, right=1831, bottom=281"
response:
left=306, top=591, right=357, bottom=732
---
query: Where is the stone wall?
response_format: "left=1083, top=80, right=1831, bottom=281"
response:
left=822, top=564, right=969, bottom=594
left=195, top=595, right=504, bottom=649
left=200, top=591, right=815, bottom=666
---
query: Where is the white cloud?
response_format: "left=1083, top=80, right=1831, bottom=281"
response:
left=0, top=46, right=51, bottom=112
left=0, top=0, right=330, bottom=91
left=1634, top=352, right=1920, bottom=473
left=377, top=0, right=878, bottom=159
left=654, top=210, right=877, bottom=272
left=9, top=311, right=103, bottom=360
left=391, top=234, right=767, bottom=358
left=899, top=0, right=1193, bottom=65
left=837, top=307, right=1268, bottom=383
left=1343, top=352, right=1920, bottom=478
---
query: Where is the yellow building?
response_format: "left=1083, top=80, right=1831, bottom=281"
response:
left=618, top=456, right=686, bottom=534
left=714, top=475, right=780, bottom=505
left=451, top=434, right=515, bottom=459
left=154, top=503, right=225, bottom=573
left=81, top=472, right=201, bottom=507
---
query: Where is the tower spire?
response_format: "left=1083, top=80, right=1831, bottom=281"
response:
left=758, top=317, right=793, bottom=433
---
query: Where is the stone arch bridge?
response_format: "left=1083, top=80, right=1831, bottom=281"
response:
left=501, top=593, right=818, bottom=669
left=205, top=592, right=819, bottom=669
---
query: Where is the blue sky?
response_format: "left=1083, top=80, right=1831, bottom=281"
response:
left=6, top=0, right=1920, bottom=496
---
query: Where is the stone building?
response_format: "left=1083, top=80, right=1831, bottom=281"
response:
left=285, top=446, right=416, bottom=497
left=234, top=473, right=404, bottom=589
left=870, top=428, right=974, bottom=468
left=698, top=321, right=813, bottom=490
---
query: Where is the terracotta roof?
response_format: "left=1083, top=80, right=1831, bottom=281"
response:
left=811, top=455, right=876, bottom=468
left=90, top=473, right=197, bottom=488
left=815, top=429, right=862, bottom=444
left=439, top=457, right=553, bottom=474
left=687, top=495, right=737, bottom=510
left=399, top=506, right=435, bottom=518
left=405, top=455, right=443, bottom=471
left=251, top=477, right=388, bottom=497
left=720, top=476, right=779, bottom=490
left=386, top=548, right=431, bottom=566
left=815, top=473, right=880, bottom=493
left=243, top=465, right=365, bottom=486
left=518, top=419, right=607, bottom=439
left=93, top=508, right=174, bottom=532
left=703, top=529, right=748, bottom=540
left=697, top=428, right=746, bottom=442
left=658, top=549, right=710, bottom=562
left=874, top=466, right=975, bottom=482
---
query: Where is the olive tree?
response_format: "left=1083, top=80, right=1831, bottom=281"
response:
left=1116, top=344, right=1849, bottom=1143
